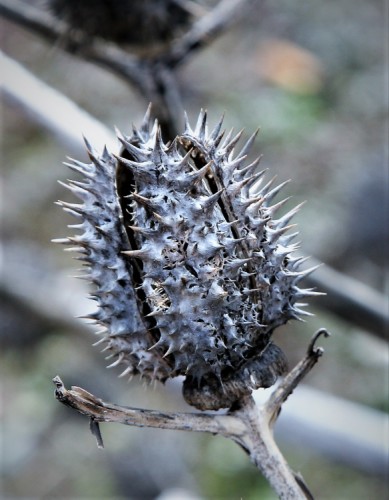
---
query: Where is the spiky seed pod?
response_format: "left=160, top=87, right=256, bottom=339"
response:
left=55, top=107, right=320, bottom=410
left=49, top=0, right=193, bottom=48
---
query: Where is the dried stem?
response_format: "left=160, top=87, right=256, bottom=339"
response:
left=232, top=395, right=314, bottom=500
left=265, top=328, right=331, bottom=426
left=53, top=330, right=329, bottom=499
left=52, top=375, right=247, bottom=441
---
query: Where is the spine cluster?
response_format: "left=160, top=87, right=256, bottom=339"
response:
left=56, top=108, right=319, bottom=409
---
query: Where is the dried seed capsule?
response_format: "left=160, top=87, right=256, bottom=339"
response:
left=56, top=108, right=320, bottom=410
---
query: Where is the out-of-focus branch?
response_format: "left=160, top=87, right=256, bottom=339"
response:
left=0, top=0, right=65, bottom=40
left=0, top=272, right=91, bottom=342
left=306, top=260, right=388, bottom=341
left=1, top=51, right=117, bottom=156
left=0, top=0, right=142, bottom=84
left=0, top=0, right=260, bottom=138
left=0, top=0, right=180, bottom=136
left=268, top=384, right=389, bottom=477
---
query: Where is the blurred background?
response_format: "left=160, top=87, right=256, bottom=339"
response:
left=1, top=0, right=388, bottom=498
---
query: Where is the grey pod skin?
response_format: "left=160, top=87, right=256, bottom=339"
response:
left=55, top=108, right=319, bottom=410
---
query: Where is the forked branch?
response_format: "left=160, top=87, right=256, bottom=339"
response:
left=0, top=0, right=259, bottom=138
left=53, top=329, right=329, bottom=499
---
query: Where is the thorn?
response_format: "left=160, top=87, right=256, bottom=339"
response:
left=281, top=232, right=300, bottom=246
left=128, top=225, right=154, bottom=235
left=264, top=180, right=291, bottom=203
left=223, top=156, right=247, bottom=181
left=51, top=238, right=70, bottom=244
left=153, top=126, right=165, bottom=154
left=145, top=308, right=164, bottom=318
left=200, top=189, right=224, bottom=211
left=178, top=147, right=194, bottom=169
left=225, top=257, right=253, bottom=271
left=91, top=324, right=108, bottom=335
left=122, top=249, right=149, bottom=259
left=152, top=211, right=170, bottom=226
left=268, top=224, right=297, bottom=243
left=292, top=305, right=314, bottom=317
left=89, top=418, right=104, bottom=449
left=217, top=219, right=239, bottom=231
left=141, top=103, right=153, bottom=134
left=118, top=366, right=133, bottom=378
left=255, top=174, right=277, bottom=196
left=237, top=128, right=260, bottom=158
left=106, top=353, right=125, bottom=369
left=183, top=110, right=192, bottom=134
left=64, top=246, right=84, bottom=253
left=131, top=192, right=155, bottom=208
left=92, top=337, right=107, bottom=347
left=64, top=160, right=94, bottom=178
left=102, top=145, right=110, bottom=161
left=117, top=138, right=147, bottom=161
left=293, top=287, right=326, bottom=298
left=241, top=195, right=265, bottom=210
left=227, top=171, right=263, bottom=197
left=68, top=179, right=94, bottom=192
left=210, top=113, right=225, bottom=142
left=221, top=128, right=234, bottom=150
left=238, top=157, right=264, bottom=178
left=264, top=197, right=292, bottom=217
left=162, top=343, right=176, bottom=358
left=288, top=256, right=310, bottom=269
left=292, top=264, right=322, bottom=282
left=83, top=136, right=93, bottom=155
left=224, top=129, right=244, bottom=155
left=273, top=202, right=306, bottom=227
left=148, top=337, right=165, bottom=350
left=187, top=160, right=213, bottom=186
left=195, top=108, right=207, bottom=140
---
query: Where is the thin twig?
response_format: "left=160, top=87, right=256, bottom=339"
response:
left=265, top=329, right=330, bottom=426
left=0, top=0, right=176, bottom=133
left=1, top=51, right=117, bottom=155
left=52, top=375, right=246, bottom=440
left=306, top=262, right=388, bottom=341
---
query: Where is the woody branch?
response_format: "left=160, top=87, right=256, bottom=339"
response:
left=53, top=330, right=329, bottom=499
